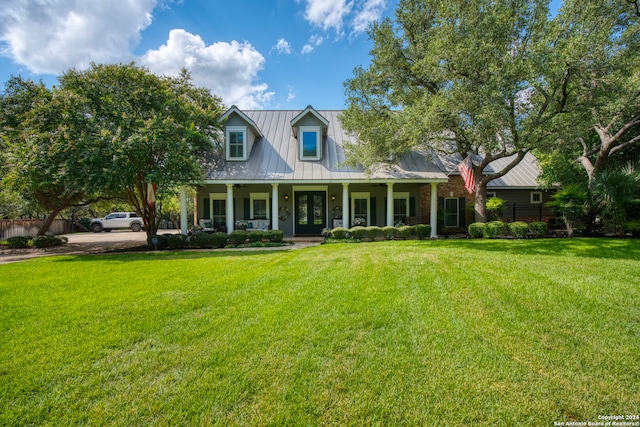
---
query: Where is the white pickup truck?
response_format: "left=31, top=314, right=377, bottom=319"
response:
left=90, top=212, right=144, bottom=232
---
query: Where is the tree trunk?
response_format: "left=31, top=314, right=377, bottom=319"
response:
left=37, top=208, right=62, bottom=235
left=474, top=183, right=488, bottom=223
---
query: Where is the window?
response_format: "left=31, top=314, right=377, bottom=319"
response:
left=210, top=194, right=226, bottom=230
left=444, top=198, right=459, bottom=228
left=530, top=191, right=542, bottom=204
left=226, top=126, right=247, bottom=160
left=393, top=192, right=410, bottom=224
left=351, top=192, right=370, bottom=226
left=299, top=126, right=321, bottom=160
left=487, top=192, right=497, bottom=199
left=250, top=193, right=270, bottom=219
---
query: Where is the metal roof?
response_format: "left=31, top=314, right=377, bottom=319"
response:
left=205, top=109, right=449, bottom=183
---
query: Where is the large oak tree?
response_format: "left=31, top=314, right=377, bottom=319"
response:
left=340, top=0, right=568, bottom=222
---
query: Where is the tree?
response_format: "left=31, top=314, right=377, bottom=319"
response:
left=341, top=0, right=566, bottom=222
left=0, top=77, right=100, bottom=233
left=59, top=64, right=224, bottom=239
left=546, top=0, right=640, bottom=188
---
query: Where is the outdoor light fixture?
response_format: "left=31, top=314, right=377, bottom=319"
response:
left=283, top=194, right=289, bottom=201
left=331, top=194, right=336, bottom=201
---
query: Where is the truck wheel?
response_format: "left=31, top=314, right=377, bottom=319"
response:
left=131, top=223, right=142, bottom=232
left=91, top=223, right=103, bottom=233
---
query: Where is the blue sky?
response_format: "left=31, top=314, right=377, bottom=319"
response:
left=0, top=0, right=561, bottom=111
left=0, top=0, right=397, bottom=110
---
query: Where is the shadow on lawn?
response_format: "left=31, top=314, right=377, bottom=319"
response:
left=432, top=237, right=640, bottom=261
left=50, top=247, right=290, bottom=264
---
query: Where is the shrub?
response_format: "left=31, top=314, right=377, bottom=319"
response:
left=33, top=235, right=64, bottom=248
left=483, top=221, right=508, bottom=239
left=486, top=197, right=506, bottom=221
left=167, top=233, right=189, bottom=249
left=265, top=230, right=284, bottom=243
left=349, top=226, right=367, bottom=240
left=365, top=226, right=382, bottom=240
left=397, top=225, right=416, bottom=239
left=228, top=230, right=249, bottom=246
left=331, top=227, right=348, bottom=239
left=509, top=221, right=530, bottom=239
left=247, top=230, right=264, bottom=243
left=529, top=222, right=549, bottom=238
left=188, top=232, right=222, bottom=248
left=148, top=235, right=169, bottom=249
left=382, top=226, right=398, bottom=240
left=624, top=220, right=640, bottom=237
left=7, top=236, right=30, bottom=249
left=210, top=232, right=229, bottom=248
left=415, top=224, right=431, bottom=240
left=468, top=222, right=486, bottom=238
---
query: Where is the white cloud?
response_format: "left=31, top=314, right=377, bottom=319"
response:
left=299, top=0, right=387, bottom=37
left=287, top=86, right=296, bottom=102
left=139, top=29, right=274, bottom=109
left=272, top=38, right=292, bottom=55
left=0, top=0, right=155, bottom=74
left=302, top=0, right=352, bottom=34
left=301, top=34, right=323, bottom=55
left=352, top=0, right=386, bottom=34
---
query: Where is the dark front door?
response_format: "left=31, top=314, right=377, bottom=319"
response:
left=295, top=191, right=326, bottom=235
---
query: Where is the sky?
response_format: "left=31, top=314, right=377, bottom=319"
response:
left=0, top=0, right=398, bottom=110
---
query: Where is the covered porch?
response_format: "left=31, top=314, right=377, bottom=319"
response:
left=183, top=179, right=444, bottom=238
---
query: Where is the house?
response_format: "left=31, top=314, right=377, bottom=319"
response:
left=179, top=105, right=554, bottom=237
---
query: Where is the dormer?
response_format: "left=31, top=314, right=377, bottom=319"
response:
left=220, top=105, right=263, bottom=161
left=290, top=105, right=329, bottom=161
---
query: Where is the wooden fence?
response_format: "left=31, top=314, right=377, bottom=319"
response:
left=0, top=219, right=71, bottom=240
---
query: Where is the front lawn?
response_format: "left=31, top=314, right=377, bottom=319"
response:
left=1, top=239, right=638, bottom=426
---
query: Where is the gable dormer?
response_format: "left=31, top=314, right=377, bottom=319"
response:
left=290, top=105, right=329, bottom=161
left=220, top=105, right=263, bottom=161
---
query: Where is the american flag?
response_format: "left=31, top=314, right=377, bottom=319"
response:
left=457, top=157, right=476, bottom=194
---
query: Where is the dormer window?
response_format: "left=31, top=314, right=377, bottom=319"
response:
left=226, top=126, right=247, bottom=161
left=300, top=126, right=321, bottom=160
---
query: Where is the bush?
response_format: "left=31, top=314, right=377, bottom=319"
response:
left=483, top=221, right=508, bottom=239
left=509, top=221, right=530, bottom=239
left=189, top=232, right=214, bottom=248
left=486, top=197, right=506, bottom=221
left=247, top=230, right=264, bottom=243
left=382, top=226, right=398, bottom=240
left=468, top=223, right=486, bottom=238
left=7, top=236, right=30, bottom=249
left=365, top=226, right=382, bottom=240
left=265, top=229, right=284, bottom=243
left=529, top=222, right=549, bottom=238
left=210, top=232, right=229, bottom=248
left=228, top=230, right=249, bottom=246
left=148, top=235, right=169, bottom=249
left=331, top=227, right=348, bottom=239
left=167, top=233, right=189, bottom=249
left=397, top=225, right=416, bottom=239
left=415, top=224, right=431, bottom=240
left=349, top=226, right=367, bottom=240
left=32, top=235, right=64, bottom=248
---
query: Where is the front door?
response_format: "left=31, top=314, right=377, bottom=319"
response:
left=295, top=191, right=326, bottom=235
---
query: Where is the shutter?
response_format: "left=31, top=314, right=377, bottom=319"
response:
left=244, top=198, right=250, bottom=219
left=410, top=197, right=416, bottom=216
left=203, top=198, right=210, bottom=219
left=370, top=197, right=377, bottom=226
left=458, top=197, right=466, bottom=228
left=437, top=197, right=444, bottom=234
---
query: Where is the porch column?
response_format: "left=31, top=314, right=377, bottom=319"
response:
left=271, top=183, right=279, bottom=231
left=180, top=186, right=188, bottom=235
left=386, top=183, right=394, bottom=226
left=342, top=183, right=349, bottom=228
left=226, top=184, right=234, bottom=234
left=430, top=182, right=438, bottom=238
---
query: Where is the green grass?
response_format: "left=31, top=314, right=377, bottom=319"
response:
left=1, top=239, right=639, bottom=426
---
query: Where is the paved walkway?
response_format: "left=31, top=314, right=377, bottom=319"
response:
left=0, top=231, right=323, bottom=265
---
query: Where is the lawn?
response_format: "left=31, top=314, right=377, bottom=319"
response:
left=1, top=239, right=638, bottom=426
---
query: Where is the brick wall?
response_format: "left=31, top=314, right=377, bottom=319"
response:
left=419, top=176, right=475, bottom=225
